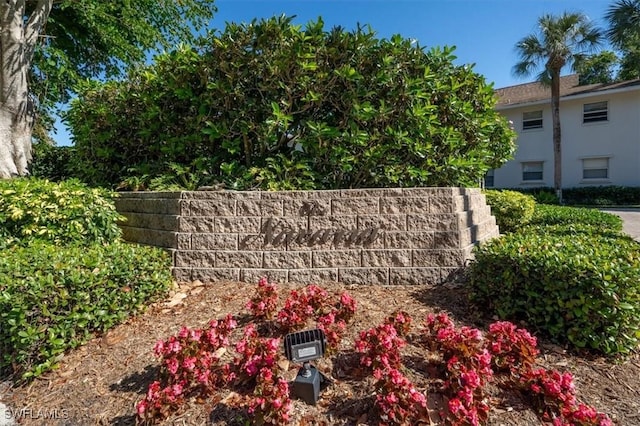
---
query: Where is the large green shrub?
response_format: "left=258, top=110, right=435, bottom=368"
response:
left=67, top=16, right=515, bottom=189
left=484, top=190, right=535, bottom=233
left=0, top=178, right=123, bottom=248
left=469, top=230, right=640, bottom=355
left=0, top=241, right=171, bottom=379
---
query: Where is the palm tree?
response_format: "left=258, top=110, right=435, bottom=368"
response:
left=513, top=13, right=602, bottom=203
left=606, top=0, right=640, bottom=47
left=606, top=0, right=640, bottom=80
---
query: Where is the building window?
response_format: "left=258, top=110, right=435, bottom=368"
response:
left=522, top=161, right=543, bottom=181
left=484, top=169, right=494, bottom=187
left=583, top=101, right=608, bottom=123
left=522, top=110, right=543, bottom=130
left=582, top=157, right=609, bottom=179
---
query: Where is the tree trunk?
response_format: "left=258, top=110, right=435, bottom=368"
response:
left=0, top=1, right=53, bottom=178
left=550, top=69, right=562, bottom=204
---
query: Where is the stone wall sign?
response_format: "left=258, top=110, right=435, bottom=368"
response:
left=115, top=187, right=499, bottom=285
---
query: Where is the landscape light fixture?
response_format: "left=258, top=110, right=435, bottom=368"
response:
left=283, top=328, right=330, bottom=405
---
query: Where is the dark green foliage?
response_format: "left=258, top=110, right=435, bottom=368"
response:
left=470, top=205, right=639, bottom=355
left=0, top=178, right=123, bottom=249
left=562, top=186, right=640, bottom=206
left=29, top=144, right=77, bottom=182
left=0, top=241, right=171, bottom=379
left=484, top=190, right=535, bottom=233
left=67, top=16, right=515, bottom=190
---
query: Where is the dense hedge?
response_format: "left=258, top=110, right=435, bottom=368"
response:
left=67, top=16, right=515, bottom=190
left=470, top=205, right=639, bottom=355
left=0, top=178, right=123, bottom=248
left=0, top=241, right=171, bottom=379
left=484, top=190, right=535, bottom=233
left=563, top=186, right=640, bottom=206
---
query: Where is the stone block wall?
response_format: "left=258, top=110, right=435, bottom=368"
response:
left=115, top=187, right=499, bottom=285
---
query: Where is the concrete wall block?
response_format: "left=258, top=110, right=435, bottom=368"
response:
left=263, top=251, right=312, bottom=268
left=407, top=214, right=458, bottom=231
left=121, top=212, right=178, bottom=231
left=402, top=187, right=458, bottom=197
left=121, top=227, right=178, bottom=248
left=433, top=232, right=460, bottom=249
left=186, top=200, right=236, bottom=216
left=192, top=234, right=238, bottom=250
left=261, top=217, right=309, bottom=230
left=380, top=197, right=429, bottom=214
left=175, top=251, right=216, bottom=267
left=338, top=268, right=389, bottom=285
left=261, top=190, right=309, bottom=199
left=241, top=269, right=288, bottom=283
left=238, top=234, right=282, bottom=251
left=288, top=269, right=339, bottom=284
left=284, top=199, right=331, bottom=217
left=412, top=249, right=468, bottom=267
left=331, top=198, right=379, bottom=215
left=191, top=268, right=241, bottom=283
left=362, top=249, right=411, bottom=267
left=237, top=200, right=284, bottom=216
left=215, top=217, right=261, bottom=233
left=117, top=191, right=182, bottom=199
left=357, top=215, right=406, bottom=231
left=309, top=215, right=357, bottom=229
left=308, top=190, right=343, bottom=199
left=181, top=190, right=259, bottom=200
left=441, top=267, right=465, bottom=283
left=313, top=250, right=362, bottom=268
left=385, top=231, right=434, bottom=249
left=178, top=216, right=216, bottom=233
left=176, top=233, right=191, bottom=250
left=171, top=267, right=192, bottom=282
left=428, top=196, right=456, bottom=213
left=390, top=267, right=442, bottom=285
left=341, top=188, right=403, bottom=198
left=115, top=198, right=182, bottom=215
left=216, top=251, right=263, bottom=268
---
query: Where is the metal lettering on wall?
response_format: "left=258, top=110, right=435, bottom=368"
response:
left=242, top=201, right=381, bottom=248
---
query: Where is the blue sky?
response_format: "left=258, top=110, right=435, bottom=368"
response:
left=53, top=0, right=612, bottom=146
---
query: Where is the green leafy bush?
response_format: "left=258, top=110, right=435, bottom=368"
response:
left=0, top=178, right=123, bottom=248
left=68, top=16, right=515, bottom=189
left=469, top=231, right=640, bottom=355
left=0, top=241, right=171, bottom=379
left=529, top=204, right=623, bottom=234
left=484, top=190, right=535, bottom=233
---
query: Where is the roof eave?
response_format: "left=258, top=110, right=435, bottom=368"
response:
left=496, top=83, right=640, bottom=111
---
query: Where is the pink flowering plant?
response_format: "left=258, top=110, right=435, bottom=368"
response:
left=519, top=368, right=612, bottom=426
left=137, top=314, right=237, bottom=422
left=247, top=367, right=293, bottom=425
left=373, top=367, right=428, bottom=426
left=234, top=323, right=281, bottom=382
left=355, top=322, right=406, bottom=371
left=246, top=277, right=279, bottom=320
left=485, top=321, right=539, bottom=374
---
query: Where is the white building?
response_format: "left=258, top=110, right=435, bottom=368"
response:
left=489, top=74, right=640, bottom=189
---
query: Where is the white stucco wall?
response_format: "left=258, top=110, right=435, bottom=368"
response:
left=493, top=87, right=640, bottom=188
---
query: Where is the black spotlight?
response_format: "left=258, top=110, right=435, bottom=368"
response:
left=283, top=328, right=330, bottom=405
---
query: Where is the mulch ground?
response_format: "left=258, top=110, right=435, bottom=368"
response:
left=3, top=279, right=640, bottom=426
